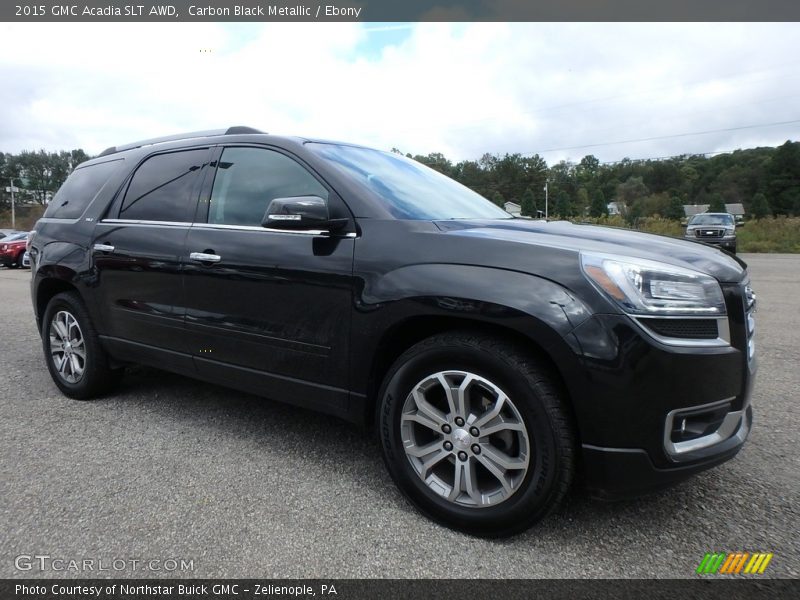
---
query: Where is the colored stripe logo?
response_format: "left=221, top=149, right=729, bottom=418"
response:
left=696, top=552, right=773, bottom=574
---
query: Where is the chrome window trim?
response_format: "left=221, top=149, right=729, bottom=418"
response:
left=99, top=219, right=358, bottom=237
left=36, top=217, right=83, bottom=225
left=192, top=222, right=327, bottom=236
left=100, top=219, right=193, bottom=227
left=633, top=315, right=731, bottom=347
left=192, top=222, right=358, bottom=237
left=663, top=397, right=744, bottom=458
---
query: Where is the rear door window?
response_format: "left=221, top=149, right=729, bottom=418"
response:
left=45, top=159, right=123, bottom=219
left=118, top=149, right=208, bottom=223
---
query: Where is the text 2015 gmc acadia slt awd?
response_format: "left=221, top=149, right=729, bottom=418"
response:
left=29, top=127, right=756, bottom=537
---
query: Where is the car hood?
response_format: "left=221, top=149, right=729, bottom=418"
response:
left=435, top=219, right=746, bottom=283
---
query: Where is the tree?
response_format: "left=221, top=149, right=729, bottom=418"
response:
left=14, top=149, right=77, bottom=205
left=576, top=154, right=600, bottom=186
left=708, top=193, right=726, bottom=213
left=520, top=187, right=537, bottom=217
left=767, top=141, right=800, bottom=215
left=491, top=191, right=505, bottom=207
left=645, top=160, right=682, bottom=194
left=575, top=187, right=590, bottom=216
left=412, top=152, right=454, bottom=177
left=589, top=189, right=608, bottom=217
left=749, top=192, right=771, bottom=219
left=616, top=176, right=649, bottom=212
left=554, top=190, right=572, bottom=218
left=665, top=196, right=685, bottom=221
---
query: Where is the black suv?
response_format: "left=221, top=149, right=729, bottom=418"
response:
left=30, top=127, right=756, bottom=537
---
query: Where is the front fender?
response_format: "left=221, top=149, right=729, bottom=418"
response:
left=350, top=263, right=595, bottom=401
left=362, top=263, right=592, bottom=335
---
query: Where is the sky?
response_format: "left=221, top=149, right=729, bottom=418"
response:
left=1, top=22, right=799, bottom=165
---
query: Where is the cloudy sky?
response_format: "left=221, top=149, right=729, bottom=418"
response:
left=1, top=22, right=798, bottom=164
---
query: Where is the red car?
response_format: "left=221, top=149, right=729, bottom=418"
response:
left=0, top=232, right=29, bottom=268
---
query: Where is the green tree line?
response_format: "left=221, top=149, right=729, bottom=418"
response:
left=3, top=141, right=799, bottom=221
left=0, top=149, right=90, bottom=209
left=402, top=140, right=800, bottom=220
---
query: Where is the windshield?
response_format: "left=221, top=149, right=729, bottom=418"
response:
left=308, top=143, right=512, bottom=220
left=689, top=214, right=734, bottom=226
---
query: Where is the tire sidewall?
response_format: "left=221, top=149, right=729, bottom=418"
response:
left=379, top=340, right=563, bottom=536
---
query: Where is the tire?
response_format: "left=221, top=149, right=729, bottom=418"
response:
left=9, top=253, right=22, bottom=269
left=41, top=291, right=122, bottom=399
left=378, top=332, right=575, bottom=537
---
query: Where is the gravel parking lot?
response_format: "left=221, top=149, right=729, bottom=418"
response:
left=1, top=255, right=798, bottom=579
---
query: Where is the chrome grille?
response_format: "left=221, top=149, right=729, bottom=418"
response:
left=696, top=228, right=724, bottom=238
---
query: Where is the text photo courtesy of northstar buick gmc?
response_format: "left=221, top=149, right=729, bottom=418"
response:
left=28, top=127, right=756, bottom=537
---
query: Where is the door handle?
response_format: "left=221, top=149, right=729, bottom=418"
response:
left=189, top=252, right=222, bottom=263
left=93, top=243, right=115, bottom=252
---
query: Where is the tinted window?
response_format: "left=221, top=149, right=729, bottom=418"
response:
left=207, top=147, right=328, bottom=226
left=308, top=143, right=511, bottom=220
left=44, top=159, right=123, bottom=219
left=119, top=149, right=207, bottom=222
left=1, top=232, right=27, bottom=242
left=690, top=214, right=734, bottom=226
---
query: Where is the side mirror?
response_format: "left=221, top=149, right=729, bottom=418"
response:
left=262, top=196, right=345, bottom=231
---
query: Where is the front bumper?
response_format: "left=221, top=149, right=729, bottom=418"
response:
left=685, top=235, right=736, bottom=250
left=564, top=280, right=756, bottom=499
left=0, top=252, right=19, bottom=266
left=583, top=405, right=752, bottom=499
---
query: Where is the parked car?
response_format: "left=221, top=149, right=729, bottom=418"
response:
left=0, top=232, right=29, bottom=268
left=685, top=212, right=737, bottom=253
left=0, top=228, right=22, bottom=239
left=29, top=127, right=756, bottom=537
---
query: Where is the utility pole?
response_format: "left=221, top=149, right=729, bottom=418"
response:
left=9, top=178, right=16, bottom=229
left=543, top=181, right=548, bottom=219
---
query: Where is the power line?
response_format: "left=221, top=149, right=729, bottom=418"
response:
left=525, top=119, right=800, bottom=155
left=536, top=93, right=800, bottom=149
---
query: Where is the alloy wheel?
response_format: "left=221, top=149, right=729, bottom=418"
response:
left=400, top=370, right=531, bottom=508
left=49, top=310, right=86, bottom=384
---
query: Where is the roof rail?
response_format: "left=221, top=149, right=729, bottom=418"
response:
left=97, top=126, right=265, bottom=157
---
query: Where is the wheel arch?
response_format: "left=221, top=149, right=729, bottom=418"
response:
left=35, top=277, right=79, bottom=332
left=360, top=314, right=582, bottom=446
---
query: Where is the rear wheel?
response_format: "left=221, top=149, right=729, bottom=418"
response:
left=42, top=291, right=122, bottom=399
left=378, top=332, right=575, bottom=537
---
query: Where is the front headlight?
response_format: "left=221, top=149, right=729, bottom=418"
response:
left=581, top=253, right=726, bottom=316
left=724, top=228, right=735, bottom=236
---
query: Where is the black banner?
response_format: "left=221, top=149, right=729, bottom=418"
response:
left=2, top=579, right=799, bottom=600
left=2, top=0, right=800, bottom=22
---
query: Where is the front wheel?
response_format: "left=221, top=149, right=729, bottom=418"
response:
left=378, top=332, right=575, bottom=537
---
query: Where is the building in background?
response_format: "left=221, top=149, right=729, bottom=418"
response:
left=684, top=203, right=746, bottom=222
